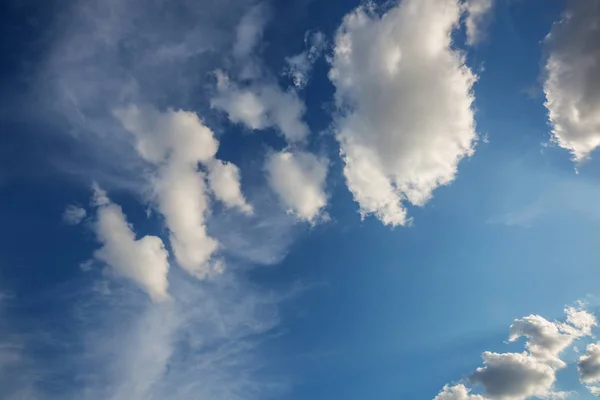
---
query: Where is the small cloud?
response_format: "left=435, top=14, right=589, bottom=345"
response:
left=62, top=205, right=87, bottom=225
left=284, top=30, right=327, bottom=89
left=463, top=0, right=495, bottom=46
left=522, top=84, right=541, bottom=100
left=265, top=150, right=329, bottom=224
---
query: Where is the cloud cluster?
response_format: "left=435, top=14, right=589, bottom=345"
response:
left=210, top=5, right=309, bottom=144
left=329, top=0, right=478, bottom=226
left=211, top=5, right=329, bottom=223
left=91, top=185, right=170, bottom=302
left=212, top=71, right=309, bottom=143
left=434, top=305, right=597, bottom=399
left=114, top=105, right=252, bottom=278
left=543, top=1, right=600, bottom=161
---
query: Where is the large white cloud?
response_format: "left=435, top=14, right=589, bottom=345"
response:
left=329, top=0, right=478, bottom=226
left=265, top=151, right=328, bottom=223
left=434, top=305, right=597, bottom=400
left=114, top=105, right=252, bottom=278
left=91, top=186, right=170, bottom=302
left=543, top=1, right=600, bottom=161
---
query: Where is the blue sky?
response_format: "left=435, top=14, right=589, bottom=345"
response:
left=2, top=0, right=600, bottom=399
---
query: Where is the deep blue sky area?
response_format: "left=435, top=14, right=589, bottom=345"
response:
left=1, top=0, right=600, bottom=399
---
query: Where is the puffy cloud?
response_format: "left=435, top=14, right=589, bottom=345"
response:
left=62, top=205, right=87, bottom=225
left=91, top=186, right=170, bottom=303
left=114, top=105, right=234, bottom=278
left=578, top=342, right=600, bottom=395
left=543, top=1, right=600, bottom=161
left=207, top=159, right=253, bottom=215
left=565, top=305, right=597, bottom=336
left=434, top=305, right=596, bottom=400
left=469, top=352, right=556, bottom=399
left=113, top=105, right=218, bottom=166
left=463, top=0, right=494, bottom=46
left=265, top=151, right=328, bottom=223
left=285, top=31, right=327, bottom=89
left=211, top=71, right=309, bottom=143
left=329, top=0, right=478, bottom=226
left=509, top=314, right=575, bottom=368
left=434, top=384, right=486, bottom=400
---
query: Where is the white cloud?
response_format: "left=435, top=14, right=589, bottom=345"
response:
left=434, top=384, right=486, bottom=400
left=210, top=4, right=310, bottom=144
left=62, top=204, right=87, bottom=225
left=435, top=305, right=597, bottom=400
left=463, top=0, right=494, bottom=46
left=91, top=185, right=170, bottom=303
left=114, top=105, right=227, bottom=279
left=509, top=314, right=576, bottom=368
left=329, top=0, right=478, bottom=226
left=543, top=1, right=600, bottom=161
left=211, top=71, right=309, bottom=143
left=207, top=159, right=253, bottom=215
left=265, top=150, right=328, bottom=223
left=285, top=30, right=326, bottom=89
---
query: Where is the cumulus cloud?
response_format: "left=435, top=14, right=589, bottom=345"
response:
left=469, top=351, right=556, bottom=399
left=210, top=4, right=311, bottom=144
left=434, top=304, right=597, bottom=400
left=207, top=159, right=253, bottom=215
left=265, top=151, right=328, bottom=223
left=329, top=0, right=478, bottom=226
left=463, top=0, right=494, bottom=46
left=211, top=71, right=309, bottom=143
left=543, top=1, right=600, bottom=161
left=434, top=384, right=486, bottom=400
left=284, top=30, right=327, bottom=89
left=578, top=342, right=600, bottom=395
left=113, top=105, right=234, bottom=278
left=62, top=204, right=87, bottom=225
left=91, top=185, right=170, bottom=303
left=509, top=313, right=575, bottom=368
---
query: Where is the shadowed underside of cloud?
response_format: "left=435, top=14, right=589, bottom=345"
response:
left=544, top=0, right=600, bottom=162
left=434, top=304, right=597, bottom=399
left=578, top=341, right=600, bottom=395
left=329, top=0, right=478, bottom=226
